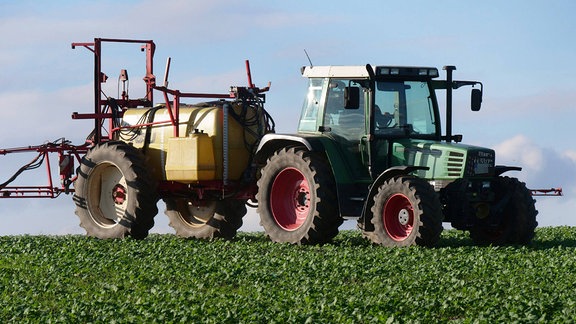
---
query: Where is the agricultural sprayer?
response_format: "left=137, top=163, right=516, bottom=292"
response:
left=0, top=38, right=561, bottom=246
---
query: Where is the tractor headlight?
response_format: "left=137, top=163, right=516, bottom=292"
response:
left=375, top=66, right=439, bottom=78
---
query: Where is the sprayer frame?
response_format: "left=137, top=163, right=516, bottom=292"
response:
left=0, top=38, right=269, bottom=199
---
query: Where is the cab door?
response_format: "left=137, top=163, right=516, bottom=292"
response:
left=321, top=79, right=369, bottom=179
left=367, top=80, right=441, bottom=176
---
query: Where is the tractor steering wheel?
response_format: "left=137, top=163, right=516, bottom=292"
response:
left=375, top=105, right=394, bottom=129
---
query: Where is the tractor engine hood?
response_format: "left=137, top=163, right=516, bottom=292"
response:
left=390, top=139, right=495, bottom=185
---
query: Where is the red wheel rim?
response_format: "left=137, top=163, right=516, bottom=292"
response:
left=270, top=167, right=310, bottom=231
left=383, top=193, right=414, bottom=241
left=112, top=184, right=127, bottom=205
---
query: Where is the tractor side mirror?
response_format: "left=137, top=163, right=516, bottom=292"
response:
left=344, top=86, right=360, bottom=109
left=471, top=88, right=482, bottom=111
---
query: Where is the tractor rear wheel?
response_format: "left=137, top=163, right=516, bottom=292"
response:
left=469, top=176, right=537, bottom=245
left=256, top=147, right=342, bottom=244
left=73, top=141, right=158, bottom=239
left=163, top=199, right=246, bottom=239
left=366, top=176, right=443, bottom=247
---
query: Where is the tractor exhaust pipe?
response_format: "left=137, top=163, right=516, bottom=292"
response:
left=443, top=65, right=456, bottom=143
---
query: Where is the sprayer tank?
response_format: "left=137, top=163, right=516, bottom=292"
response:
left=120, top=104, right=252, bottom=183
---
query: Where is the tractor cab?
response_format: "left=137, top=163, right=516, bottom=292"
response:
left=298, top=65, right=479, bottom=179
left=295, top=65, right=498, bottom=219
left=299, top=65, right=444, bottom=138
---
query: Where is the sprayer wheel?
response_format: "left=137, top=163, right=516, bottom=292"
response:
left=163, top=199, right=246, bottom=239
left=73, top=141, right=158, bottom=239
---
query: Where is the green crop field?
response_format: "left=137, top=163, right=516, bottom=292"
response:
left=1, top=227, right=576, bottom=323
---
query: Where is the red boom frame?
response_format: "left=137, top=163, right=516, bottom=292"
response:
left=0, top=140, right=88, bottom=198
left=0, top=38, right=270, bottom=199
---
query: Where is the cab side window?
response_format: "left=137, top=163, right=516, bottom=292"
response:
left=298, top=78, right=324, bottom=132
left=322, top=79, right=365, bottom=141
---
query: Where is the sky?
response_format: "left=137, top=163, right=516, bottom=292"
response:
left=0, top=0, right=575, bottom=235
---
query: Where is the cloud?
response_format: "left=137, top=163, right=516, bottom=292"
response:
left=494, top=135, right=544, bottom=171
left=496, top=89, right=576, bottom=114
left=1, top=1, right=336, bottom=53
left=563, top=150, right=576, bottom=163
left=493, top=135, right=576, bottom=191
left=0, top=84, right=93, bottom=147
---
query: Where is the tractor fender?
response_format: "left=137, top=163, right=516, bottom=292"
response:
left=494, top=165, right=522, bottom=176
left=255, top=134, right=325, bottom=163
left=255, top=133, right=365, bottom=219
left=360, top=166, right=429, bottom=225
left=255, top=133, right=354, bottom=186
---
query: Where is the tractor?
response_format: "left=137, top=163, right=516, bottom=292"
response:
left=256, top=65, right=537, bottom=246
left=0, top=38, right=555, bottom=246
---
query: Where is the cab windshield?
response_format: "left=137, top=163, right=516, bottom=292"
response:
left=374, top=81, right=438, bottom=137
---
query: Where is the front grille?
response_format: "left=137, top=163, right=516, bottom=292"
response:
left=447, top=151, right=465, bottom=177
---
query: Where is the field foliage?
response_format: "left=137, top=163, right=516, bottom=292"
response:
left=2, top=227, right=576, bottom=322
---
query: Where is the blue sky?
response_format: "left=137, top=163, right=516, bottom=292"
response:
left=0, top=0, right=575, bottom=234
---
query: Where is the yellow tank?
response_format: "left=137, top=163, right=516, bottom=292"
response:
left=165, top=131, right=216, bottom=181
left=120, top=103, right=257, bottom=183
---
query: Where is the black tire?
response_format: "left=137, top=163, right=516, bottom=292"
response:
left=73, top=141, right=158, bottom=239
left=365, top=176, right=443, bottom=247
left=163, top=199, right=246, bottom=239
left=256, top=147, right=342, bottom=244
left=470, top=176, right=538, bottom=245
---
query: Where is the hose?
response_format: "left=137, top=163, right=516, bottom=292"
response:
left=0, top=151, right=45, bottom=190
left=0, top=138, right=69, bottom=190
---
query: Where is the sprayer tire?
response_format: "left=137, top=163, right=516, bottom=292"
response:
left=163, top=199, right=246, bottom=239
left=365, top=176, right=443, bottom=247
left=256, top=146, right=342, bottom=244
left=469, top=176, right=538, bottom=245
left=73, top=141, right=158, bottom=239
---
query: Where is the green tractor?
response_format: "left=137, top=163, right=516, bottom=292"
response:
left=255, top=64, right=537, bottom=247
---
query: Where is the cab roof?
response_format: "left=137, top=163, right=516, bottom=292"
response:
left=301, top=65, right=439, bottom=79
left=301, top=65, right=372, bottom=78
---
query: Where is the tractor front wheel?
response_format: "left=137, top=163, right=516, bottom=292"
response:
left=163, top=199, right=246, bottom=239
left=256, top=147, right=342, bottom=244
left=469, top=176, right=537, bottom=245
left=365, top=176, right=443, bottom=247
left=73, top=141, right=158, bottom=239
